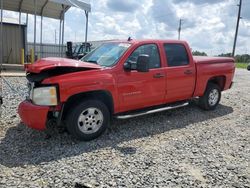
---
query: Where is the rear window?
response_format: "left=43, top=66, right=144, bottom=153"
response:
left=164, top=44, right=189, bottom=67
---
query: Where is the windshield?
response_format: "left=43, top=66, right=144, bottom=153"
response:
left=81, top=42, right=131, bottom=67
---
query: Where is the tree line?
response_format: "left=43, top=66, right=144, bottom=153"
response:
left=192, top=51, right=250, bottom=63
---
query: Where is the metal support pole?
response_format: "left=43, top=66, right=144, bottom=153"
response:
left=61, top=5, right=65, bottom=57
left=26, top=13, right=28, bottom=25
left=61, top=20, right=64, bottom=57
left=84, top=10, right=89, bottom=53
left=0, top=0, right=3, bottom=106
left=25, top=13, right=28, bottom=61
left=0, top=0, right=3, bottom=68
left=55, top=30, right=57, bottom=44
left=33, top=0, right=37, bottom=60
left=40, top=0, right=48, bottom=59
left=18, top=0, right=24, bottom=64
left=59, top=19, right=62, bottom=57
left=19, top=11, right=21, bottom=34
left=40, top=16, right=43, bottom=58
left=19, top=11, right=22, bottom=64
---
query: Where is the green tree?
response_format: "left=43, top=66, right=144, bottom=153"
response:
left=217, top=53, right=250, bottom=63
left=217, top=53, right=232, bottom=57
left=192, top=51, right=207, bottom=56
left=235, top=54, right=250, bottom=63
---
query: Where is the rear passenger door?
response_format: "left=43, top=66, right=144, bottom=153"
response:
left=163, top=43, right=196, bottom=102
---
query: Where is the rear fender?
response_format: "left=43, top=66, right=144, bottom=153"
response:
left=195, top=75, right=226, bottom=97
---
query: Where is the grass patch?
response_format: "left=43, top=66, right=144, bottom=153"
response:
left=236, top=63, right=248, bottom=69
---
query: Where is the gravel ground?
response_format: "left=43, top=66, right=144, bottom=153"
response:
left=0, top=69, right=249, bottom=188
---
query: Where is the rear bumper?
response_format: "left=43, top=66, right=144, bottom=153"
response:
left=18, top=100, right=49, bottom=130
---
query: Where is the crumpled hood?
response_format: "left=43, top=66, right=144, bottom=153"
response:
left=26, top=57, right=101, bottom=73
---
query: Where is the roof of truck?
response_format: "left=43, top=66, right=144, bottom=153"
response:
left=109, top=39, right=188, bottom=44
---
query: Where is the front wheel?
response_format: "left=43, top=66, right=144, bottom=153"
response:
left=66, top=100, right=110, bottom=141
left=198, top=83, right=221, bottom=110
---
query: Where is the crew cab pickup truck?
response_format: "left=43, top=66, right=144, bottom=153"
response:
left=18, top=39, right=235, bottom=141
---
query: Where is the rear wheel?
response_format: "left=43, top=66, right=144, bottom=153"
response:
left=66, top=100, right=110, bottom=141
left=198, top=83, right=221, bottom=110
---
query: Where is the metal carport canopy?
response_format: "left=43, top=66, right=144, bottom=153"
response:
left=2, top=0, right=91, bottom=19
left=1, top=0, right=91, bottom=62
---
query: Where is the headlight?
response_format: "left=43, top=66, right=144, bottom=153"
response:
left=32, top=86, right=58, bottom=106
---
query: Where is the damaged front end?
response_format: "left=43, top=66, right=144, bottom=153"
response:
left=26, top=66, right=95, bottom=83
left=19, top=58, right=102, bottom=131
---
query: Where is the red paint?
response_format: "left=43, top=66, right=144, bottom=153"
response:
left=18, top=39, right=235, bottom=130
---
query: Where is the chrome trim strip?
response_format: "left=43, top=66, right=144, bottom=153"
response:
left=116, top=102, right=189, bottom=119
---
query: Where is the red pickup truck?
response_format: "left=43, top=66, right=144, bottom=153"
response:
left=18, top=39, right=235, bottom=140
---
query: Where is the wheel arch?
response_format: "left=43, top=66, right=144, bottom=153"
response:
left=207, top=75, right=226, bottom=91
left=62, top=90, right=114, bottom=120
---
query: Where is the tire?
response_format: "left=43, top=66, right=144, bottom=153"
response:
left=66, top=100, right=110, bottom=141
left=198, top=83, right=221, bottom=110
left=247, top=64, right=250, bottom=71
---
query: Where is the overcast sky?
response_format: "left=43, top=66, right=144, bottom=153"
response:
left=3, top=0, right=250, bottom=55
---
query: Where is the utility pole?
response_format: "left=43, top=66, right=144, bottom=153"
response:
left=178, top=19, right=182, bottom=40
left=232, top=0, right=242, bottom=57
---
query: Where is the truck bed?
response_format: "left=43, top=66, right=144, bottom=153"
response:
left=193, top=56, right=235, bottom=97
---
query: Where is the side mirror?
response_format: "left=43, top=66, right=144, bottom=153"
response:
left=124, top=61, right=131, bottom=71
left=137, top=54, right=149, bottom=72
left=123, top=61, right=137, bottom=71
left=247, top=64, right=250, bottom=71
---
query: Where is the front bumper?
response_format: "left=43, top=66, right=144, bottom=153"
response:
left=18, top=100, right=49, bottom=130
left=229, top=81, right=234, bottom=89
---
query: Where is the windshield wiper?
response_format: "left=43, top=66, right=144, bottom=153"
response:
left=85, top=60, right=97, bottom=64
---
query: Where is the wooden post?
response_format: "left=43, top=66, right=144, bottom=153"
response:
left=21, top=48, right=24, bottom=64
left=30, top=48, right=34, bottom=64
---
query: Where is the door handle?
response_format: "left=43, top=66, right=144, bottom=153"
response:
left=153, top=73, right=165, bottom=78
left=184, top=70, right=193, bottom=75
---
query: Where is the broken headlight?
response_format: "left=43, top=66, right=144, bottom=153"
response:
left=32, top=86, right=58, bottom=106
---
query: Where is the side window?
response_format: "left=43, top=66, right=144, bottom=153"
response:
left=164, top=44, right=189, bottom=67
left=127, top=44, right=161, bottom=69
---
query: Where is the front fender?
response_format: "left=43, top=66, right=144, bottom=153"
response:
left=42, top=70, right=119, bottom=111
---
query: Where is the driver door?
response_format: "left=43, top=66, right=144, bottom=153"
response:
left=116, top=43, right=166, bottom=112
